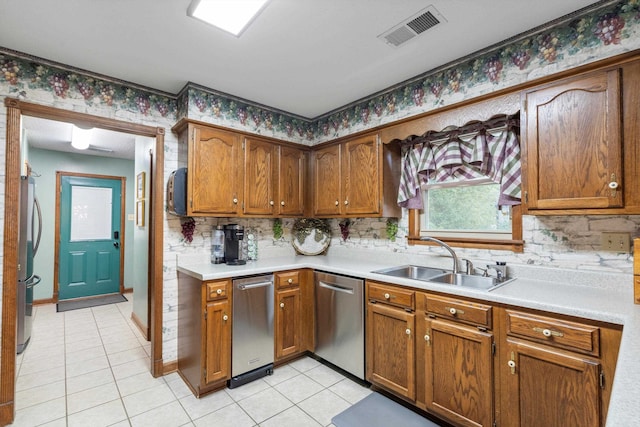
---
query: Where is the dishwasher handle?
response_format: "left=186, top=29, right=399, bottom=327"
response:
left=319, top=281, right=355, bottom=295
left=237, top=281, right=273, bottom=291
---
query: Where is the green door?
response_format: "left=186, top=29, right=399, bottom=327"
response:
left=59, top=175, right=122, bottom=300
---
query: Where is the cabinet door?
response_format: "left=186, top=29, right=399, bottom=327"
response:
left=366, top=302, right=415, bottom=400
left=524, top=69, right=622, bottom=210
left=343, top=134, right=381, bottom=215
left=424, top=318, right=494, bottom=427
left=313, top=144, right=342, bottom=216
left=204, top=299, right=231, bottom=385
left=502, top=339, right=601, bottom=427
left=190, top=126, right=242, bottom=215
left=275, top=287, right=301, bottom=360
left=243, top=137, right=277, bottom=215
left=278, top=146, right=306, bottom=216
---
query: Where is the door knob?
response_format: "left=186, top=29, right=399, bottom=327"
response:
left=113, top=242, right=120, bottom=249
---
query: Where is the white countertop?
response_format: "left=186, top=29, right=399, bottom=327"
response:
left=177, top=253, right=638, bottom=427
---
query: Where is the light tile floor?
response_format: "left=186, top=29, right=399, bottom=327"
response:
left=10, top=300, right=372, bottom=426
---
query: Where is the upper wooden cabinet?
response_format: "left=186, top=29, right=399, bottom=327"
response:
left=312, top=133, right=401, bottom=218
left=174, top=121, right=307, bottom=217
left=523, top=68, right=622, bottom=211
left=175, top=122, right=243, bottom=216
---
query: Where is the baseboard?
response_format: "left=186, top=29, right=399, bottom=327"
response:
left=123, top=287, right=133, bottom=294
left=33, top=297, right=56, bottom=305
left=130, top=312, right=149, bottom=341
left=163, top=360, right=178, bottom=375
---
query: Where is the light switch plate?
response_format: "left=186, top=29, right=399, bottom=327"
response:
left=601, top=232, right=631, bottom=252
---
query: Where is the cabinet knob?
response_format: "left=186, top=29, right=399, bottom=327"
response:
left=287, top=278, right=293, bottom=284
left=334, top=200, right=339, bottom=206
left=608, top=181, right=619, bottom=189
left=280, top=201, right=285, bottom=206
left=424, top=334, right=430, bottom=342
left=384, top=293, right=390, bottom=299
left=269, top=200, right=274, bottom=206
left=232, top=198, right=238, bottom=204
left=280, top=302, right=285, bottom=308
left=216, top=289, right=222, bottom=295
left=405, top=328, right=411, bottom=335
left=449, top=307, right=457, bottom=315
left=222, top=314, right=228, bottom=321
left=508, top=359, right=516, bottom=374
left=344, top=200, right=349, bottom=205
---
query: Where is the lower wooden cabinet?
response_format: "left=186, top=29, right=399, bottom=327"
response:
left=204, top=299, right=231, bottom=385
left=177, top=272, right=232, bottom=397
left=274, top=269, right=315, bottom=363
left=501, top=338, right=601, bottom=427
left=366, top=281, right=416, bottom=401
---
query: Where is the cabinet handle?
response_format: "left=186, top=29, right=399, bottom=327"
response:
left=405, top=328, right=411, bottom=335
left=384, top=293, right=390, bottom=299
left=533, top=327, right=564, bottom=338
left=287, top=278, right=293, bottom=284
left=222, top=314, right=228, bottom=321
left=280, top=201, right=285, bottom=206
left=216, top=289, right=222, bottom=295
left=232, top=198, right=238, bottom=204
left=269, top=200, right=274, bottom=206
left=609, top=174, right=619, bottom=197
left=280, top=302, right=285, bottom=308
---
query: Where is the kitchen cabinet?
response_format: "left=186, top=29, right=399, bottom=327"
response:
left=366, top=281, right=416, bottom=401
left=175, top=122, right=243, bottom=216
left=244, top=138, right=306, bottom=216
left=418, top=294, right=494, bottom=427
left=522, top=67, right=623, bottom=211
left=274, top=270, right=314, bottom=363
left=177, top=273, right=232, bottom=396
left=312, top=133, right=401, bottom=218
left=498, top=309, right=621, bottom=427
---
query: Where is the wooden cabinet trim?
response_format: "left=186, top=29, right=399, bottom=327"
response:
left=425, top=294, right=492, bottom=329
left=368, top=281, right=415, bottom=311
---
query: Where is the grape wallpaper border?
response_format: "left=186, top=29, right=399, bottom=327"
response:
left=1, top=0, right=639, bottom=144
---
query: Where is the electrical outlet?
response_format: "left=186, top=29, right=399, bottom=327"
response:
left=601, top=232, right=631, bottom=252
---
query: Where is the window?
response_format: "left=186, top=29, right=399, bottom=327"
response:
left=420, top=178, right=512, bottom=240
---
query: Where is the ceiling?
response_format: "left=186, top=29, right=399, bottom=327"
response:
left=2, top=1, right=602, bottom=158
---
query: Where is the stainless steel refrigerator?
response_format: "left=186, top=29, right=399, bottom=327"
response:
left=17, top=175, right=42, bottom=354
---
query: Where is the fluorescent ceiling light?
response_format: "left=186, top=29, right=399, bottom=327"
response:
left=71, top=126, right=92, bottom=150
left=187, top=0, right=270, bottom=37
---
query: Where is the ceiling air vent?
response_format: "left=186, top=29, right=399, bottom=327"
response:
left=378, top=5, right=446, bottom=48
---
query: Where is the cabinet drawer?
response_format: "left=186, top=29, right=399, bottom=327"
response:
left=276, top=271, right=300, bottom=289
left=205, top=280, right=230, bottom=301
left=368, top=282, right=414, bottom=311
left=425, top=295, right=492, bottom=329
left=506, top=310, right=600, bottom=356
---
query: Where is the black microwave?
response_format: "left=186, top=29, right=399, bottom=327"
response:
left=167, top=168, right=187, bottom=216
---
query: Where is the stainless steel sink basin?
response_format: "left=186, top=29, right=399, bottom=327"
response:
left=372, top=265, right=515, bottom=291
left=372, top=265, right=448, bottom=281
left=428, top=272, right=515, bottom=291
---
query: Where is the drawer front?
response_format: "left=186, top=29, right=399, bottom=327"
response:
left=425, top=295, right=492, bottom=328
left=506, top=310, right=600, bottom=356
left=276, top=271, right=300, bottom=289
left=368, top=282, right=415, bottom=311
left=205, top=280, right=230, bottom=301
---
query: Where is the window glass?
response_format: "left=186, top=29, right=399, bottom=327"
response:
left=420, top=179, right=512, bottom=239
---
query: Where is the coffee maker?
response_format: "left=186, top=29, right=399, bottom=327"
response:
left=223, top=224, right=246, bottom=265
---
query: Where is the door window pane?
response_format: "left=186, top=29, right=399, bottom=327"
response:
left=70, top=186, right=112, bottom=241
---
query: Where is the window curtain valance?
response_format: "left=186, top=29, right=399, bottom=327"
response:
left=397, top=112, right=522, bottom=209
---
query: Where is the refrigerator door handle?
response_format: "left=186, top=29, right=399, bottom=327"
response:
left=319, top=281, right=355, bottom=294
left=33, top=196, right=42, bottom=256
left=25, top=275, right=41, bottom=289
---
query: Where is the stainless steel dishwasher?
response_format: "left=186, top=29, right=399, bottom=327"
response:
left=230, top=274, right=274, bottom=388
left=315, top=271, right=365, bottom=380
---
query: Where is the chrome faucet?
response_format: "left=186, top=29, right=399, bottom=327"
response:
left=420, top=236, right=459, bottom=274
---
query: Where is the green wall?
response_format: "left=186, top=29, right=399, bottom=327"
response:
left=28, top=148, right=136, bottom=300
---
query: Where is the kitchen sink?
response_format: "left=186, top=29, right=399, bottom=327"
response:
left=372, top=265, right=515, bottom=291
left=371, top=265, right=448, bottom=281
